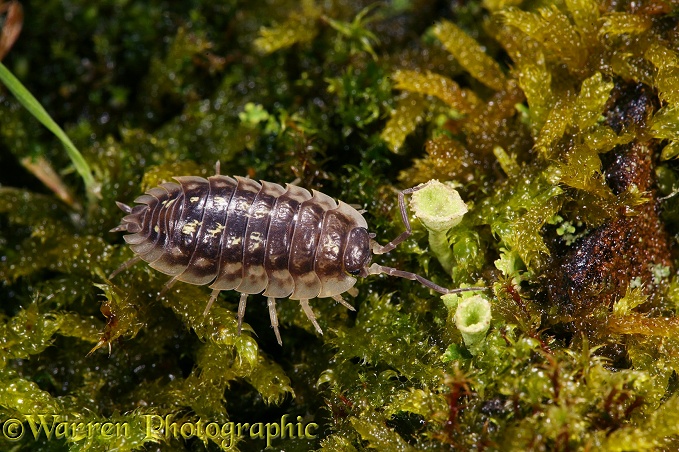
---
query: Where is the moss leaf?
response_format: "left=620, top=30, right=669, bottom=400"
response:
left=433, top=20, right=506, bottom=91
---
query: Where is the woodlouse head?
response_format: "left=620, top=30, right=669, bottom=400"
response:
left=343, top=227, right=372, bottom=277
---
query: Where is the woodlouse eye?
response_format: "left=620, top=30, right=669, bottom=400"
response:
left=343, top=227, right=371, bottom=276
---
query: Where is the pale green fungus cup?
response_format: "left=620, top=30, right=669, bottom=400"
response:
left=454, top=295, right=492, bottom=355
left=410, top=180, right=468, bottom=232
left=410, top=180, right=468, bottom=273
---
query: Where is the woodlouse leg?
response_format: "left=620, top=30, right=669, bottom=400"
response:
left=159, top=276, right=179, bottom=297
left=366, top=263, right=486, bottom=295
left=331, top=294, right=355, bottom=311
left=299, top=299, right=323, bottom=336
left=371, top=186, right=422, bottom=255
left=238, top=293, right=248, bottom=336
left=215, top=161, right=221, bottom=175
left=108, top=256, right=142, bottom=279
left=203, top=289, right=221, bottom=316
left=267, top=297, right=282, bottom=345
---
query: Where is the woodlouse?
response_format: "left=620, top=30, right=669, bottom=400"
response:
left=110, top=166, right=483, bottom=344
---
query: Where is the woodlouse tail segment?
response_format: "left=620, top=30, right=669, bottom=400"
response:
left=109, top=223, right=128, bottom=233
left=109, top=203, right=133, bottom=232
left=110, top=202, right=144, bottom=233
left=365, top=263, right=486, bottom=295
left=116, top=201, right=133, bottom=214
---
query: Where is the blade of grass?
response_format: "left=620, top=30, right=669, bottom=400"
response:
left=0, top=61, right=99, bottom=199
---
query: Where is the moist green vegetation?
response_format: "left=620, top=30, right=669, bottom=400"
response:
left=2, top=0, right=679, bottom=450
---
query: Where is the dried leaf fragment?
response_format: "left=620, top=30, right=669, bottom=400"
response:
left=0, top=0, right=22, bottom=61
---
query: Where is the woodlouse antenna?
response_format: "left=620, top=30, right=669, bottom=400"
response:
left=369, top=185, right=486, bottom=295
left=365, top=263, right=485, bottom=295
left=371, top=186, right=419, bottom=255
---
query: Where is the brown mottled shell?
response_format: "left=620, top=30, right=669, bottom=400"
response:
left=116, top=175, right=368, bottom=300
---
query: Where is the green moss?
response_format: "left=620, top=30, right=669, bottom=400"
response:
left=393, top=69, right=480, bottom=113
left=253, top=1, right=321, bottom=54
left=380, top=93, right=429, bottom=153
left=433, top=20, right=506, bottom=91
left=3, top=0, right=679, bottom=450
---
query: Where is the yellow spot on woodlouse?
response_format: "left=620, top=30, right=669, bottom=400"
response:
left=182, top=219, right=202, bottom=235
left=249, top=231, right=264, bottom=247
left=190, top=196, right=200, bottom=203
left=213, top=196, right=229, bottom=208
left=154, top=225, right=160, bottom=233
left=207, top=223, right=225, bottom=237
left=251, top=204, right=269, bottom=219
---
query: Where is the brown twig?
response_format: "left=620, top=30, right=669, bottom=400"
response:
left=0, top=1, right=23, bottom=61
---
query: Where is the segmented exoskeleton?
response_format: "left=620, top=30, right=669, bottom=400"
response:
left=110, top=166, right=484, bottom=344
